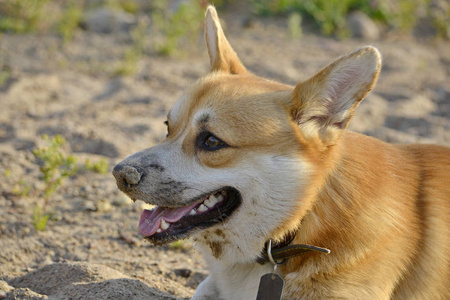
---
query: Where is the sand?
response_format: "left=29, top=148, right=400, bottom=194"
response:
left=0, top=10, right=449, bottom=300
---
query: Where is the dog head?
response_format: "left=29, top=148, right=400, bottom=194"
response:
left=113, top=6, right=381, bottom=263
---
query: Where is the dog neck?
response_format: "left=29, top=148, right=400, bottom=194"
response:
left=256, top=230, right=330, bottom=265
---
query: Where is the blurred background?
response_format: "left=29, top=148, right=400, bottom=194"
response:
left=1, top=0, right=449, bottom=40
left=0, top=1, right=449, bottom=299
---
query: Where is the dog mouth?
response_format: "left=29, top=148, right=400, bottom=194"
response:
left=138, top=187, right=241, bottom=245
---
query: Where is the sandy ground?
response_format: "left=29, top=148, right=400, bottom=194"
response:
left=0, top=10, right=449, bottom=300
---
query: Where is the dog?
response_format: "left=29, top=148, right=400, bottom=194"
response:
left=113, top=6, right=450, bottom=299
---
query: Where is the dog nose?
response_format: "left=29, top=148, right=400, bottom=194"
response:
left=112, top=164, right=142, bottom=190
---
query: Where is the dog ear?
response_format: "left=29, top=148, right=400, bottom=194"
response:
left=290, top=46, right=381, bottom=147
left=204, top=5, right=247, bottom=75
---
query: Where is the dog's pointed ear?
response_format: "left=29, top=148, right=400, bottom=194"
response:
left=289, top=46, right=381, bottom=147
left=204, top=5, right=247, bottom=75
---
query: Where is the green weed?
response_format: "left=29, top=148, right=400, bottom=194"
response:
left=250, top=0, right=442, bottom=38
left=429, top=3, right=450, bottom=39
left=30, top=135, right=110, bottom=230
left=5, top=169, right=31, bottom=197
left=33, top=134, right=78, bottom=200
left=0, top=67, right=11, bottom=86
left=33, top=204, right=50, bottom=231
left=0, top=0, right=50, bottom=33
left=84, top=158, right=109, bottom=174
left=5, top=169, right=32, bottom=197
left=32, top=134, right=78, bottom=230
left=393, top=0, right=419, bottom=32
left=56, top=2, right=83, bottom=43
left=169, top=239, right=192, bottom=251
left=152, top=0, right=204, bottom=56
left=12, top=179, right=32, bottom=197
left=102, top=0, right=140, bottom=14
left=288, top=12, right=302, bottom=38
left=114, top=17, right=148, bottom=76
left=117, top=0, right=139, bottom=14
left=251, top=0, right=355, bottom=36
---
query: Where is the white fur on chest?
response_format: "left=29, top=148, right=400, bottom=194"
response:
left=193, top=253, right=275, bottom=300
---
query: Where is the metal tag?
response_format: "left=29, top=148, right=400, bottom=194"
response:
left=256, top=273, right=284, bottom=300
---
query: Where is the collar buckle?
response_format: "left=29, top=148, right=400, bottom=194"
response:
left=267, top=239, right=287, bottom=266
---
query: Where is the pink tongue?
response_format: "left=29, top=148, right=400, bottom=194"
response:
left=138, top=201, right=200, bottom=237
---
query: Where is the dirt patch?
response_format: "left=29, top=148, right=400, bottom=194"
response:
left=0, top=8, right=448, bottom=300
left=6, top=262, right=180, bottom=300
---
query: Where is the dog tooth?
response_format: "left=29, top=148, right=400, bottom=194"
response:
left=189, top=209, right=197, bottom=215
left=203, top=199, right=212, bottom=208
left=156, top=228, right=162, bottom=233
left=211, top=193, right=224, bottom=205
left=160, top=219, right=169, bottom=230
left=197, top=204, right=208, bottom=212
left=204, top=197, right=217, bottom=208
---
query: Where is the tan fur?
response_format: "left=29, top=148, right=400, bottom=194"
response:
left=282, top=133, right=450, bottom=299
left=114, top=6, right=450, bottom=299
left=197, top=7, right=449, bottom=299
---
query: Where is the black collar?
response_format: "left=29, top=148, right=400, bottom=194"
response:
left=256, top=231, right=330, bottom=265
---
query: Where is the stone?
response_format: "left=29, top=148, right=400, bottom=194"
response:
left=174, top=268, right=192, bottom=278
left=112, top=194, right=133, bottom=207
left=0, top=281, right=13, bottom=294
left=95, top=198, right=112, bottom=212
left=186, top=272, right=207, bottom=289
left=85, top=8, right=135, bottom=34
left=5, top=288, right=48, bottom=300
left=347, top=11, right=380, bottom=40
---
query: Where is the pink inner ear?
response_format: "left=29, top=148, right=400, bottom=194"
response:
left=293, top=47, right=380, bottom=134
left=325, top=68, right=360, bottom=116
left=333, top=121, right=344, bottom=127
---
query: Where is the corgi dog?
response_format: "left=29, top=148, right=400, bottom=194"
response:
left=113, top=6, right=450, bottom=300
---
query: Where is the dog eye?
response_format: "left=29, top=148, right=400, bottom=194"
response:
left=205, top=136, right=222, bottom=148
left=197, top=132, right=227, bottom=151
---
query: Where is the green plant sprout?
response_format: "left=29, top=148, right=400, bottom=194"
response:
left=107, top=0, right=139, bottom=14
left=169, top=239, right=192, bottom=251
left=288, top=12, right=302, bottom=38
left=114, top=17, right=148, bottom=76
left=6, top=169, right=31, bottom=197
left=33, top=204, right=50, bottom=231
left=250, top=0, right=443, bottom=38
left=32, top=134, right=78, bottom=230
left=56, top=2, right=83, bottom=44
left=84, top=158, right=109, bottom=174
left=0, top=0, right=50, bottom=33
left=33, top=134, right=78, bottom=200
left=0, top=67, right=11, bottom=86
left=12, top=179, right=31, bottom=197
left=152, top=0, right=203, bottom=56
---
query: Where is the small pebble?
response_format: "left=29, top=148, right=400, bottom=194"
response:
left=0, top=280, right=14, bottom=294
left=112, top=194, right=133, bottom=207
left=347, top=11, right=380, bottom=40
left=174, top=268, right=192, bottom=278
left=186, top=272, right=208, bottom=288
left=96, top=198, right=112, bottom=212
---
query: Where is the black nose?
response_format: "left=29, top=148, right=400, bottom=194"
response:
left=112, top=164, right=143, bottom=191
